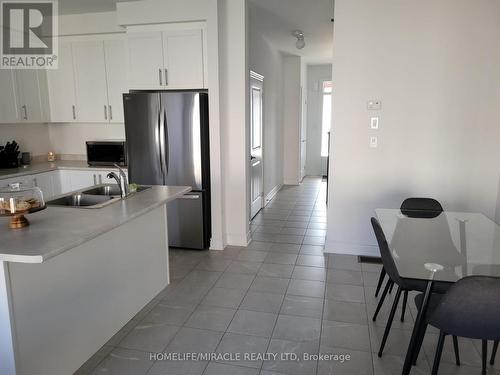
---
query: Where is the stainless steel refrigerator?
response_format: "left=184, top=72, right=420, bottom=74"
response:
left=123, top=90, right=211, bottom=249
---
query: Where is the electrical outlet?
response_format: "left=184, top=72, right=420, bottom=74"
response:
left=370, top=117, right=379, bottom=129
left=370, top=136, right=378, bottom=148
left=367, top=100, right=382, bottom=110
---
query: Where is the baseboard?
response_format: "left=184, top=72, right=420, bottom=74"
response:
left=283, top=179, right=300, bottom=185
left=225, top=232, right=251, bottom=247
left=209, top=238, right=225, bottom=251
left=324, top=240, right=380, bottom=257
left=264, top=184, right=283, bottom=206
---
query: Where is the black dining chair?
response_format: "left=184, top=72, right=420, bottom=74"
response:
left=415, top=276, right=500, bottom=375
left=371, top=217, right=452, bottom=358
left=374, top=197, right=444, bottom=322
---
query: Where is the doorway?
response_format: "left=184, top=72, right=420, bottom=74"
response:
left=250, top=71, right=264, bottom=219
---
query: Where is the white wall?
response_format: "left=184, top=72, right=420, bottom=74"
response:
left=283, top=55, right=302, bottom=185
left=306, top=64, right=332, bottom=176
left=327, top=0, right=500, bottom=256
left=0, top=124, right=50, bottom=157
left=249, top=14, right=284, bottom=201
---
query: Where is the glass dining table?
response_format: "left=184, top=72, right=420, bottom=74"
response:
left=376, top=208, right=500, bottom=375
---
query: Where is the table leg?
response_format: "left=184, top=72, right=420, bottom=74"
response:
left=401, top=280, right=433, bottom=375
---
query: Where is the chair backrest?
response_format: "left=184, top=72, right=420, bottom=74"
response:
left=429, top=276, right=500, bottom=341
left=371, top=217, right=402, bottom=286
left=400, top=198, right=443, bottom=218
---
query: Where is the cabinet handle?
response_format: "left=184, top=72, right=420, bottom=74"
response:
left=159, top=69, right=162, bottom=85
left=164, top=69, right=168, bottom=85
left=72, top=105, right=76, bottom=120
left=93, top=174, right=97, bottom=185
left=109, top=105, right=113, bottom=120
left=99, top=175, right=102, bottom=184
left=104, top=105, right=108, bottom=120
left=22, top=105, right=27, bottom=120
left=33, top=177, right=38, bottom=187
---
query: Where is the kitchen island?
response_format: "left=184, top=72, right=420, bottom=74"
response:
left=0, top=185, right=190, bottom=375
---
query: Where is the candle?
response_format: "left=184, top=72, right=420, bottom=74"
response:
left=47, top=152, right=56, bottom=162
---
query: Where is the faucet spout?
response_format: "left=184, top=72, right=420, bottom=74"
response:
left=107, top=165, right=130, bottom=198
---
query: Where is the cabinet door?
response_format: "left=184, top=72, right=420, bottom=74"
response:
left=162, top=29, right=204, bottom=89
left=126, top=31, right=164, bottom=89
left=73, top=40, right=109, bottom=122
left=104, top=38, right=128, bottom=123
left=68, top=170, right=96, bottom=191
left=33, top=172, right=55, bottom=200
left=0, top=69, right=19, bottom=123
left=47, top=40, right=77, bottom=122
left=15, top=70, right=46, bottom=122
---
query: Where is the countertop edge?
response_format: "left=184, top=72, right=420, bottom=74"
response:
left=1, top=185, right=191, bottom=264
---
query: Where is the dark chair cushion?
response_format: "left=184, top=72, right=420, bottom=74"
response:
left=427, top=276, right=500, bottom=341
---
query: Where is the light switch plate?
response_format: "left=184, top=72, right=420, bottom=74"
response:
left=370, top=117, right=379, bottom=129
left=370, top=136, right=378, bottom=148
left=367, top=100, right=382, bottom=110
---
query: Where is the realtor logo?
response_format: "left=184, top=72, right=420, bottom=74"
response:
left=1, top=0, right=58, bottom=69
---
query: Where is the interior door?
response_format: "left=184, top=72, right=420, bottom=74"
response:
left=126, top=31, right=164, bottom=89
left=250, top=72, right=264, bottom=219
left=104, top=38, right=128, bottom=123
left=47, top=39, right=77, bottom=122
left=162, top=29, right=204, bottom=89
left=73, top=40, right=109, bottom=122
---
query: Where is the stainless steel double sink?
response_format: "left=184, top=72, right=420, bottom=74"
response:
left=47, top=185, right=151, bottom=209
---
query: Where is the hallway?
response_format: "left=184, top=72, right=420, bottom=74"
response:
left=80, top=177, right=490, bottom=375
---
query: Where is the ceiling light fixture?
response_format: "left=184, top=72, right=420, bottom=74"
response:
left=293, top=30, right=305, bottom=50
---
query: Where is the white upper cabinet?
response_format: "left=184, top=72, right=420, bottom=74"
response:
left=162, top=29, right=204, bottom=89
left=126, top=24, right=206, bottom=90
left=103, top=38, right=128, bottom=123
left=14, top=70, right=48, bottom=123
left=0, top=69, right=19, bottom=123
left=47, top=40, right=77, bottom=123
left=127, top=31, right=164, bottom=89
left=73, top=40, right=109, bottom=123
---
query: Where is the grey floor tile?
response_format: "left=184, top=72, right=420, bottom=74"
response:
left=273, top=315, right=321, bottom=342
left=303, top=236, right=326, bottom=245
left=325, top=283, right=365, bottom=303
left=255, top=226, right=285, bottom=234
left=215, top=273, right=255, bottom=290
left=318, top=346, right=374, bottom=375
left=280, top=295, right=324, bottom=319
left=280, top=227, right=307, bottom=236
left=368, top=325, right=414, bottom=357
left=269, top=243, right=301, bottom=253
left=166, top=327, right=223, bottom=353
left=372, top=353, right=430, bottom=375
left=117, top=322, right=179, bottom=352
left=328, top=254, right=362, bottom=271
left=321, top=320, right=371, bottom=352
left=263, top=339, right=319, bottom=375
left=90, top=348, right=154, bottom=375
left=307, top=222, right=328, bottom=230
left=184, top=305, right=236, bottom=332
left=215, top=332, right=270, bottom=368
left=274, top=234, right=304, bottom=244
left=250, top=276, right=290, bottom=294
left=228, top=310, right=277, bottom=337
left=297, top=255, right=326, bottom=268
left=292, top=266, right=326, bottom=281
left=238, top=250, right=269, bottom=263
left=327, top=269, right=364, bottom=286
left=247, top=241, right=273, bottom=251
left=195, top=258, right=233, bottom=272
left=287, top=279, right=325, bottom=298
left=265, top=252, right=298, bottom=265
left=284, top=221, right=309, bottom=229
left=422, top=333, right=482, bottom=367
left=299, top=244, right=325, bottom=255
left=240, top=291, right=284, bottom=313
left=226, top=261, right=262, bottom=275
left=201, top=287, right=247, bottom=308
left=305, top=229, right=327, bottom=237
left=363, top=272, right=382, bottom=287
left=147, top=360, right=207, bottom=375
left=323, top=299, right=367, bottom=324
left=204, top=362, right=260, bottom=375
left=258, top=263, right=294, bottom=278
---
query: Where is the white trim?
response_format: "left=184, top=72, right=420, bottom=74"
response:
left=209, top=238, right=225, bottom=251
left=0, top=262, right=17, bottom=375
left=264, top=184, right=283, bottom=206
left=284, top=179, right=300, bottom=185
left=324, top=240, right=380, bottom=257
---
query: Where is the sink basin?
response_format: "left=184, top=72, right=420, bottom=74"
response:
left=47, top=194, right=118, bottom=208
left=82, top=185, right=152, bottom=196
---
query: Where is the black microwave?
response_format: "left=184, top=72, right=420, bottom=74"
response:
left=86, top=141, right=127, bottom=167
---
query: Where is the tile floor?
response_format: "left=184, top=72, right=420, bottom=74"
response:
left=78, top=177, right=498, bottom=375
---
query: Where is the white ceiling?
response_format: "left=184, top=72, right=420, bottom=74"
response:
left=58, top=0, right=142, bottom=15
left=249, top=0, right=334, bottom=64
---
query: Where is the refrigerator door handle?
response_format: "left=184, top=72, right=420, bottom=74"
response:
left=159, top=107, right=168, bottom=184
left=157, top=105, right=166, bottom=183
left=164, top=108, right=169, bottom=175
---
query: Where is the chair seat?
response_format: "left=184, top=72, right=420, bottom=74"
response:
left=427, top=276, right=500, bottom=341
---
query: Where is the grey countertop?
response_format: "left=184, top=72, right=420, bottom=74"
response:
left=0, top=160, right=122, bottom=180
left=0, top=185, right=191, bottom=264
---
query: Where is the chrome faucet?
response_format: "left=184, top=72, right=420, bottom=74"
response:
left=107, top=164, right=130, bottom=198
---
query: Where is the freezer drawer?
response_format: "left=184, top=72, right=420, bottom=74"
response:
left=167, top=191, right=205, bottom=249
